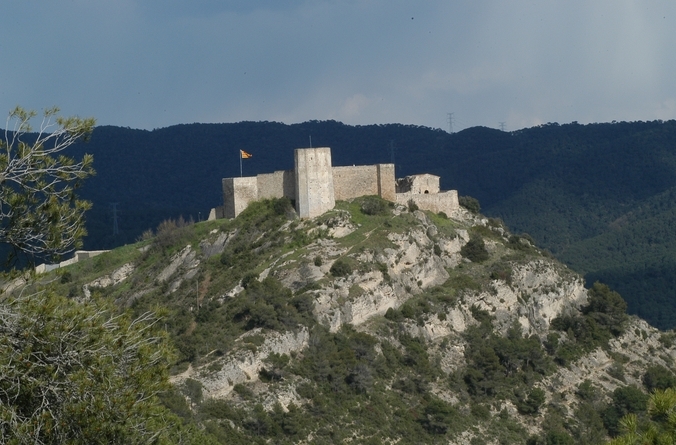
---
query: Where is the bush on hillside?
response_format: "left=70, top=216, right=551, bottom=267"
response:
left=583, top=282, right=628, bottom=336
left=360, top=196, right=391, bottom=216
left=459, top=195, right=480, bottom=214
left=643, top=365, right=676, bottom=392
left=460, top=236, right=489, bottom=263
left=330, top=258, right=353, bottom=277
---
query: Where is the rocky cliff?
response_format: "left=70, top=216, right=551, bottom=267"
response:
left=31, top=196, right=676, bottom=444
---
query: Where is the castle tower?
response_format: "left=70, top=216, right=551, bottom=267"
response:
left=294, top=147, right=335, bottom=218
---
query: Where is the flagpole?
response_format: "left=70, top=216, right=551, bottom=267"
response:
left=239, top=150, right=242, bottom=177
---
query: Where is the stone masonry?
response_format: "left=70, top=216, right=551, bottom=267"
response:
left=214, top=147, right=459, bottom=219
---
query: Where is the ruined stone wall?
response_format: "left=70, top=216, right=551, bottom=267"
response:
left=257, top=170, right=295, bottom=200
left=396, top=190, right=459, bottom=215
left=223, top=177, right=258, bottom=219
left=295, top=148, right=335, bottom=218
left=396, top=174, right=440, bottom=194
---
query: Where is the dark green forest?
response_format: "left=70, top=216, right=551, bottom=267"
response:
left=60, top=119, right=676, bottom=328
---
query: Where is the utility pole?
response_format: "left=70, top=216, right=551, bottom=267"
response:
left=447, top=113, right=454, bottom=134
left=499, top=122, right=506, bottom=132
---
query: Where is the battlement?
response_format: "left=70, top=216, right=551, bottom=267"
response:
left=213, top=147, right=458, bottom=219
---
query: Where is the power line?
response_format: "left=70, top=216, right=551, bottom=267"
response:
left=447, top=113, right=454, bottom=134
left=499, top=122, right=506, bottom=132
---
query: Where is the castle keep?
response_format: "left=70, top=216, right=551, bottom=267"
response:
left=215, top=147, right=458, bottom=219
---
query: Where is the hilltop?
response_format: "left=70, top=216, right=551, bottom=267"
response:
left=20, top=196, right=676, bottom=444
left=62, top=119, right=676, bottom=329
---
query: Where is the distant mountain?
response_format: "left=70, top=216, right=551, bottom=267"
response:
left=65, top=119, right=676, bottom=328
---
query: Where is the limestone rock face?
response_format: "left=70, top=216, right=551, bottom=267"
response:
left=58, top=200, right=675, bottom=443
left=83, top=262, right=134, bottom=298
left=173, top=328, right=310, bottom=400
left=157, top=245, right=200, bottom=292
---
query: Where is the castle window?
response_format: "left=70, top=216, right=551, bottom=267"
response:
left=424, top=190, right=429, bottom=194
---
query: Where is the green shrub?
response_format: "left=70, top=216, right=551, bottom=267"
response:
left=583, top=282, right=628, bottom=337
left=459, top=195, right=480, bottom=214
left=183, top=378, right=203, bottom=405
left=601, top=385, right=648, bottom=436
left=489, top=262, right=513, bottom=284
left=407, top=199, right=419, bottom=212
left=153, top=216, right=193, bottom=251
left=330, top=258, right=353, bottom=277
left=508, top=235, right=532, bottom=251
left=643, top=364, right=676, bottom=391
left=360, top=196, right=390, bottom=216
left=233, top=384, right=254, bottom=400
left=59, top=270, right=72, bottom=284
left=384, top=307, right=403, bottom=321
left=0, top=291, right=183, bottom=444
left=516, top=387, right=545, bottom=415
left=576, top=380, right=600, bottom=402
left=460, top=237, right=489, bottom=263
left=659, top=332, right=676, bottom=348
left=241, top=272, right=258, bottom=289
left=272, top=197, right=293, bottom=215
left=469, top=305, right=493, bottom=325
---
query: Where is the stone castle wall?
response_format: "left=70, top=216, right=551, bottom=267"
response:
left=223, top=177, right=258, bottom=219
left=332, top=163, right=396, bottom=202
left=396, top=190, right=459, bottom=216
left=295, top=148, right=335, bottom=219
left=396, top=173, right=440, bottom=194
left=376, top=164, right=396, bottom=202
left=220, top=148, right=457, bottom=219
left=332, top=165, right=379, bottom=200
left=257, top=170, right=295, bottom=200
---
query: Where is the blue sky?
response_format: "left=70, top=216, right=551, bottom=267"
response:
left=2, top=0, right=675, bottom=131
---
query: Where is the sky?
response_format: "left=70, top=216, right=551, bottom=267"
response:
left=2, top=0, right=676, bottom=132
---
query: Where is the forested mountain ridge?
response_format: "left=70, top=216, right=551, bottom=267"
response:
left=61, top=119, right=676, bottom=328
left=15, top=196, right=676, bottom=444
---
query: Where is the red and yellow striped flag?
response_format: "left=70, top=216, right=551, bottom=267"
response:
left=240, top=150, right=253, bottom=159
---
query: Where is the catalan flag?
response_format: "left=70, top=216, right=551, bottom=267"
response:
left=240, top=149, right=253, bottom=159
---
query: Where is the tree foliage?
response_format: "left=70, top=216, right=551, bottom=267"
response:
left=608, top=388, right=676, bottom=444
left=460, top=236, right=489, bottom=263
left=0, top=290, right=193, bottom=444
left=0, top=106, right=95, bottom=262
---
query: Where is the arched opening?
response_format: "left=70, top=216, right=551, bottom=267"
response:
left=424, top=190, right=429, bottom=194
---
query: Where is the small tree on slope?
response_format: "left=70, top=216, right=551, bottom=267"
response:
left=0, top=106, right=95, bottom=263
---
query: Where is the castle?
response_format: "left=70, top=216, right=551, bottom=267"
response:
left=211, top=147, right=459, bottom=220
